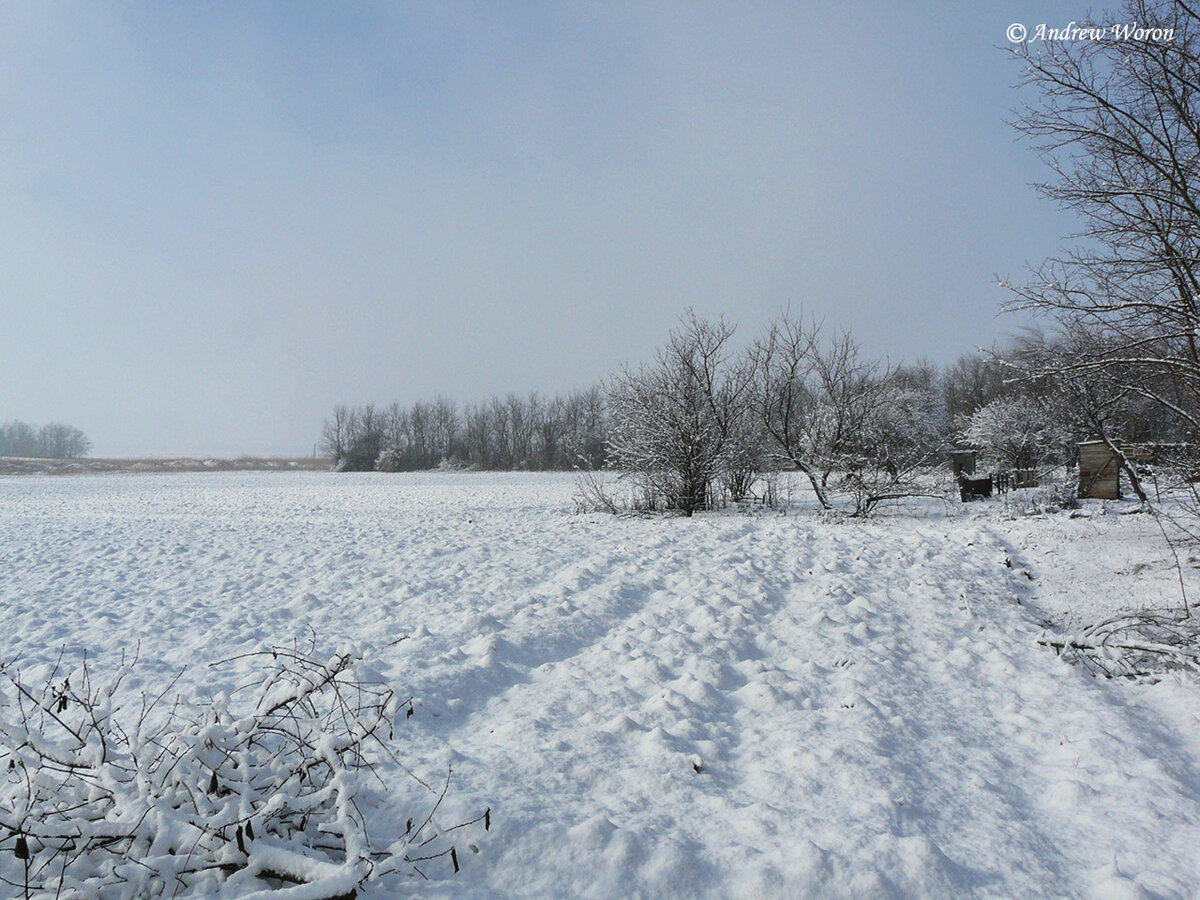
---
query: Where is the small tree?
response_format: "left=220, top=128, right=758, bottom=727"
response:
left=606, top=311, right=756, bottom=515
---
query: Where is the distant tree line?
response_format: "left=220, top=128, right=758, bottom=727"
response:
left=321, top=389, right=607, bottom=472
left=0, top=420, right=91, bottom=459
left=321, top=302, right=1192, bottom=515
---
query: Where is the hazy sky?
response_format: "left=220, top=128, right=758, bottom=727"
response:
left=2, top=2, right=1094, bottom=456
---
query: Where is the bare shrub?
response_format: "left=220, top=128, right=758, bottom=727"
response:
left=573, top=469, right=621, bottom=514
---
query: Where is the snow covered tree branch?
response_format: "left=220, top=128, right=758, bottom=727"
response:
left=0, top=642, right=487, bottom=899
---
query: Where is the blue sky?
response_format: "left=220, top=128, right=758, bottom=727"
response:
left=1, top=2, right=1090, bottom=455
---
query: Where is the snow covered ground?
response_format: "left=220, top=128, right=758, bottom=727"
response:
left=1, top=471, right=1198, bottom=899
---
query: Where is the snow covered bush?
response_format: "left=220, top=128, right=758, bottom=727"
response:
left=0, top=643, right=486, bottom=898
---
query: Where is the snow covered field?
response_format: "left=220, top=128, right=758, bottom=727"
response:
left=1, top=471, right=1199, bottom=899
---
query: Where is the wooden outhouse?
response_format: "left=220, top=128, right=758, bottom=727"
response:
left=948, top=449, right=977, bottom=478
left=1078, top=440, right=1121, bottom=499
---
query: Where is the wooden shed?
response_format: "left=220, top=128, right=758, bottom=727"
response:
left=1078, top=440, right=1121, bottom=499
left=948, top=449, right=977, bottom=478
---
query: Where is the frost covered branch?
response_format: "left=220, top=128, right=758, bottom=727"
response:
left=1041, top=610, right=1200, bottom=679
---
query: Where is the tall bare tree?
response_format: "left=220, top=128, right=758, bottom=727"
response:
left=320, top=405, right=353, bottom=463
left=1006, top=0, right=1200, bottom=440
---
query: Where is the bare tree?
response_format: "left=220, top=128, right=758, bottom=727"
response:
left=320, top=404, right=352, bottom=465
left=752, top=312, right=832, bottom=506
left=754, top=311, right=944, bottom=514
left=537, top=394, right=566, bottom=469
left=941, top=353, right=1008, bottom=422
left=1005, top=0, right=1200, bottom=442
left=606, top=311, right=756, bottom=515
left=375, top=401, right=409, bottom=471
left=508, top=392, right=536, bottom=468
left=754, top=313, right=891, bottom=509
left=322, top=403, right=385, bottom=471
left=433, top=396, right=460, bottom=462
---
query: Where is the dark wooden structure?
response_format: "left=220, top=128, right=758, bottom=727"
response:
left=1078, top=440, right=1121, bottom=499
left=958, top=475, right=993, bottom=501
left=948, top=450, right=977, bottom=478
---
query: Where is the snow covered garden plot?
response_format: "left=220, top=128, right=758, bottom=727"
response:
left=1, top=471, right=1199, bottom=899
